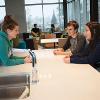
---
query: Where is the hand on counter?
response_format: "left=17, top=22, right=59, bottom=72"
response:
left=24, top=56, right=32, bottom=63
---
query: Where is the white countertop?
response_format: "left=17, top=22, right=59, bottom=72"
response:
left=27, top=49, right=100, bottom=100
left=1, top=49, right=100, bottom=100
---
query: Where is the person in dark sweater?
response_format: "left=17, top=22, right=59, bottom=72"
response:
left=51, top=24, right=55, bottom=33
left=63, top=22, right=100, bottom=68
left=31, top=24, right=40, bottom=37
left=53, top=20, right=86, bottom=56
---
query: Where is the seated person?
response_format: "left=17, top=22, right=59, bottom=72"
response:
left=63, top=22, right=100, bottom=68
left=31, top=24, right=40, bottom=37
left=0, top=15, right=32, bottom=66
left=51, top=24, right=55, bottom=33
left=53, top=20, right=86, bottom=56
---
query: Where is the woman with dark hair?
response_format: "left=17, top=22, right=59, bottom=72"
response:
left=53, top=20, right=86, bottom=56
left=64, top=22, right=100, bottom=67
left=0, top=15, right=32, bottom=66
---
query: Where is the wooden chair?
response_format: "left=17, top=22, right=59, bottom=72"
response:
left=44, top=34, right=56, bottom=48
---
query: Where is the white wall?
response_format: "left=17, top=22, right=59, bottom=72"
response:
left=5, top=0, right=27, bottom=33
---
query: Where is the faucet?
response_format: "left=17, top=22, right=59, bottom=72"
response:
left=29, top=50, right=36, bottom=67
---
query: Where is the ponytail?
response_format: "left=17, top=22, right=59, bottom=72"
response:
left=2, top=15, right=18, bottom=32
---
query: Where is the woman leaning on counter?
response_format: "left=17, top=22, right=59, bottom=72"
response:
left=0, top=15, right=32, bottom=66
left=64, top=22, right=100, bottom=68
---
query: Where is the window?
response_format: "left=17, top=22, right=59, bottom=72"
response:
left=0, top=0, right=5, bottom=6
left=67, top=1, right=74, bottom=21
left=25, top=0, right=63, bottom=32
left=0, top=7, right=6, bottom=22
left=80, top=0, right=90, bottom=32
left=43, top=4, right=63, bottom=32
left=43, top=0, right=58, bottom=3
left=87, top=0, right=90, bottom=21
left=67, top=0, right=90, bottom=32
left=25, top=5, right=42, bottom=32
left=0, top=0, right=6, bottom=30
left=25, top=0, right=42, bottom=4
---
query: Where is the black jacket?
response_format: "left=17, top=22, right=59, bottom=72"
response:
left=63, top=34, right=86, bottom=54
left=70, top=39, right=100, bottom=67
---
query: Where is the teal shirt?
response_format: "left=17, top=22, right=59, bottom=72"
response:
left=0, top=31, right=24, bottom=66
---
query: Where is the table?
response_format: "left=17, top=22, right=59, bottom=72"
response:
left=1, top=49, right=100, bottom=100
left=0, top=63, right=33, bottom=99
left=41, top=38, right=58, bottom=43
left=0, top=63, right=33, bottom=75
left=41, top=38, right=58, bottom=48
left=41, top=38, right=66, bottom=48
left=27, top=49, right=100, bottom=100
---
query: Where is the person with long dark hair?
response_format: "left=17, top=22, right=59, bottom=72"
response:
left=63, top=22, right=100, bottom=68
left=0, top=15, right=32, bottom=66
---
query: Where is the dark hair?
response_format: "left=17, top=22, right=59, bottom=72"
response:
left=2, top=15, right=18, bottom=32
left=51, top=24, right=55, bottom=28
left=34, top=24, right=37, bottom=28
left=51, top=24, right=55, bottom=33
left=67, top=20, right=79, bottom=32
left=86, top=22, right=100, bottom=48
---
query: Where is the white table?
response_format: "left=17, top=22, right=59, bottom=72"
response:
left=26, top=49, right=100, bottom=100
left=40, top=38, right=66, bottom=48
left=12, top=48, right=29, bottom=57
left=41, top=38, right=59, bottom=48
left=1, top=49, right=100, bottom=100
left=0, top=63, right=33, bottom=75
left=40, top=38, right=66, bottom=44
left=41, top=38, right=59, bottom=43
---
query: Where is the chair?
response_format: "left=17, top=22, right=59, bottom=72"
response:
left=12, top=34, right=26, bottom=49
left=0, top=73, right=30, bottom=99
left=22, top=33, right=29, bottom=41
left=25, top=38, right=35, bottom=50
left=44, top=34, right=56, bottom=48
left=18, top=40, right=26, bottom=49
left=54, top=32, right=62, bottom=38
